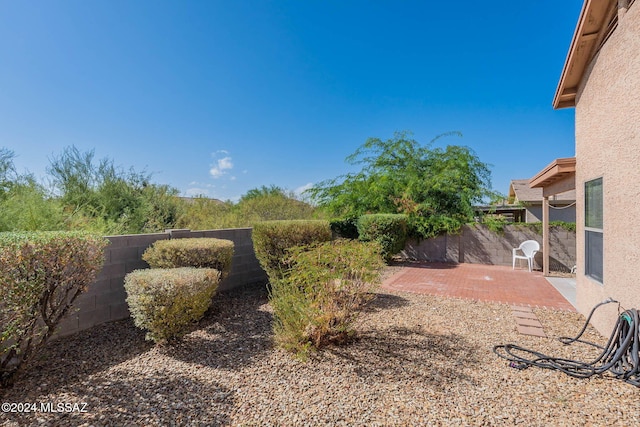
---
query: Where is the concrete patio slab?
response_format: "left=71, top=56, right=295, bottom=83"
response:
left=545, top=276, right=577, bottom=309
left=383, top=262, right=576, bottom=312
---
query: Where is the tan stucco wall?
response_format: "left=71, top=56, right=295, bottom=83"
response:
left=574, top=5, right=640, bottom=335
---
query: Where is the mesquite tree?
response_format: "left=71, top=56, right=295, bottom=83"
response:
left=308, top=131, right=494, bottom=237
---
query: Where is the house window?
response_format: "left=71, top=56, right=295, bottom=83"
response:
left=585, top=178, right=603, bottom=283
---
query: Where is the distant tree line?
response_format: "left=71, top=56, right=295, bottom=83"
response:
left=0, top=147, right=320, bottom=234
left=1, top=131, right=496, bottom=237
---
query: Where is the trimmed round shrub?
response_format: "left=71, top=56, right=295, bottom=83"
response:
left=357, top=214, right=408, bottom=261
left=124, top=267, right=221, bottom=343
left=142, top=238, right=234, bottom=278
left=252, top=220, right=332, bottom=281
left=0, top=231, right=108, bottom=385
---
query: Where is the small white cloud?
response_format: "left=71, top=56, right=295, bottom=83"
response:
left=209, top=168, right=224, bottom=178
left=229, top=176, right=237, bottom=181
left=209, top=156, right=234, bottom=178
left=218, top=157, right=233, bottom=170
left=294, top=182, right=314, bottom=199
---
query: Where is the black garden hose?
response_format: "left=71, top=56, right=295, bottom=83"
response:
left=493, top=299, right=640, bottom=387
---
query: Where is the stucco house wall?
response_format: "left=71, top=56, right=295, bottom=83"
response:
left=574, top=4, right=640, bottom=334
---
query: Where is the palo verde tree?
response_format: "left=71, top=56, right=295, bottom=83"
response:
left=48, top=146, right=182, bottom=234
left=307, top=131, right=494, bottom=238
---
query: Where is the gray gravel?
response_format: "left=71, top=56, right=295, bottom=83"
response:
left=1, top=268, right=639, bottom=426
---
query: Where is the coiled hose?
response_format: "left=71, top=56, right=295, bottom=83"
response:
left=493, top=299, right=640, bottom=387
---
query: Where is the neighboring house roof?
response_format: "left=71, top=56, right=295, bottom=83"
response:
left=553, top=0, right=633, bottom=109
left=508, top=179, right=575, bottom=204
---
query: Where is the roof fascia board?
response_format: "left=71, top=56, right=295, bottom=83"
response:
left=553, top=0, right=617, bottom=109
left=530, top=157, right=576, bottom=188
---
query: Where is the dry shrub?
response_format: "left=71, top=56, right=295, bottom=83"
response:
left=0, top=232, right=108, bottom=385
left=270, top=240, right=385, bottom=357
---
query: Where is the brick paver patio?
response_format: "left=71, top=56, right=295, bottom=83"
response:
left=382, top=262, right=576, bottom=312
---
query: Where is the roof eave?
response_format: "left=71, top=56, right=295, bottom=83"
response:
left=553, top=0, right=618, bottom=109
left=530, top=157, right=577, bottom=189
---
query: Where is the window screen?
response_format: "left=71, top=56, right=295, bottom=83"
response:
left=585, top=178, right=603, bottom=283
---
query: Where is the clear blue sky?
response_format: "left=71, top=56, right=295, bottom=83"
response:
left=1, top=0, right=582, bottom=202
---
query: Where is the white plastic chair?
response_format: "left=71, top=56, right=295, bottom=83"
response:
left=512, top=240, right=540, bottom=272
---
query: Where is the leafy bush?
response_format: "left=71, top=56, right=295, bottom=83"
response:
left=124, top=267, right=221, bottom=343
left=176, top=186, right=322, bottom=231
left=252, top=220, right=332, bottom=281
left=0, top=232, right=108, bottom=385
left=482, top=214, right=510, bottom=234
left=551, top=221, right=576, bottom=232
left=0, top=181, right=66, bottom=232
left=176, top=198, right=239, bottom=231
left=270, top=240, right=384, bottom=357
left=329, top=216, right=359, bottom=239
left=142, top=238, right=234, bottom=278
left=236, top=185, right=318, bottom=223
left=408, top=213, right=466, bottom=239
left=357, top=214, right=408, bottom=261
left=518, top=221, right=576, bottom=234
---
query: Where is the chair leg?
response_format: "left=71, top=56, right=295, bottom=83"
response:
left=513, top=257, right=516, bottom=270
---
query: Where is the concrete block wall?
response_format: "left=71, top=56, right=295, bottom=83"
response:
left=56, top=228, right=267, bottom=337
left=402, top=224, right=576, bottom=271
left=54, top=224, right=575, bottom=338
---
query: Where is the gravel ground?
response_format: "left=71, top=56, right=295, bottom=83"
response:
left=2, top=267, right=639, bottom=426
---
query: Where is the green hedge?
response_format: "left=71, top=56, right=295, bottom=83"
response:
left=357, top=214, right=408, bottom=261
left=329, top=216, right=359, bottom=239
left=124, top=267, right=221, bottom=343
left=270, top=240, right=384, bottom=357
left=252, top=220, right=332, bottom=281
left=142, top=237, right=234, bottom=278
left=0, top=231, right=108, bottom=385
